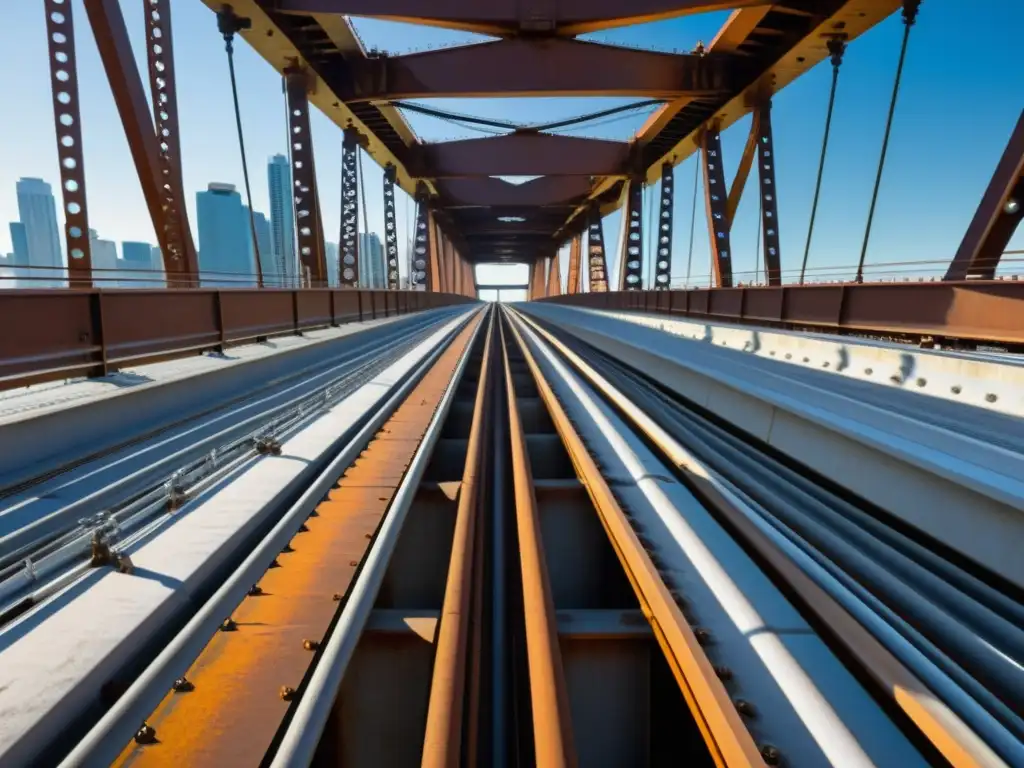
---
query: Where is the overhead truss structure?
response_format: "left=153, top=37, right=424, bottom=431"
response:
left=209, top=0, right=901, bottom=272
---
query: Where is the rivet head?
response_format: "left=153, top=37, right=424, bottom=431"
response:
left=348, top=560, right=359, bottom=567
left=269, top=558, right=281, bottom=568
left=298, top=523, right=309, bottom=532
left=220, top=618, right=237, bottom=632
left=693, top=627, right=712, bottom=645
left=281, top=544, right=294, bottom=553
left=248, top=584, right=263, bottom=596
left=280, top=685, right=296, bottom=701
left=172, top=676, right=194, bottom=693
left=714, top=665, right=732, bottom=681
left=332, top=592, right=344, bottom=601
left=303, top=639, right=320, bottom=652
left=135, top=723, right=157, bottom=744
left=734, top=698, right=756, bottom=717
left=761, top=744, right=781, bottom=765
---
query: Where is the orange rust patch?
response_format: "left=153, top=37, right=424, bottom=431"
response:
left=115, top=314, right=482, bottom=768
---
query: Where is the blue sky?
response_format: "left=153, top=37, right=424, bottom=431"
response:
left=0, top=0, right=1021, bottom=300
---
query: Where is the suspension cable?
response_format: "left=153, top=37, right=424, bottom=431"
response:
left=217, top=5, right=263, bottom=288
left=799, top=37, right=846, bottom=285
left=856, top=0, right=921, bottom=283
left=684, top=156, right=700, bottom=288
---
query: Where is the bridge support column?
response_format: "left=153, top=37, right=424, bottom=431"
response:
left=700, top=127, right=733, bottom=287
left=84, top=0, right=200, bottom=287
left=45, top=0, right=93, bottom=287
left=566, top=235, right=583, bottom=294
left=586, top=206, right=610, bottom=293
left=547, top=251, right=562, bottom=297
left=428, top=207, right=443, bottom=293
left=756, top=103, right=783, bottom=286
left=340, top=127, right=361, bottom=287
left=945, top=109, right=1024, bottom=281
left=528, top=259, right=546, bottom=301
left=286, top=67, right=327, bottom=288
left=618, top=177, right=645, bottom=290
left=383, top=164, right=400, bottom=289
left=654, top=162, right=675, bottom=289
left=412, top=185, right=431, bottom=289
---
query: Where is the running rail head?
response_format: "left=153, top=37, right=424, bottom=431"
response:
left=499, top=307, right=764, bottom=768
left=499, top=319, right=579, bottom=768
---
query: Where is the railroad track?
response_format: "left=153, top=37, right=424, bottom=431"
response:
left=0, top=304, right=1019, bottom=767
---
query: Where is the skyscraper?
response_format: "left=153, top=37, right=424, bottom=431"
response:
left=9, top=223, right=28, bottom=266
left=89, top=230, right=120, bottom=288
left=358, top=232, right=386, bottom=289
left=196, top=183, right=255, bottom=287
left=122, top=241, right=160, bottom=288
left=267, top=155, right=296, bottom=286
left=249, top=210, right=276, bottom=285
left=150, top=247, right=169, bottom=288
left=325, top=242, right=339, bottom=287
left=16, top=178, right=63, bottom=287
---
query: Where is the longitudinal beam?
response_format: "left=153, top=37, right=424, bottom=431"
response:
left=345, top=38, right=734, bottom=100
left=274, top=0, right=768, bottom=36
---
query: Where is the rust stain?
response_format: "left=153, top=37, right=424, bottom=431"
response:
left=115, top=313, right=483, bottom=767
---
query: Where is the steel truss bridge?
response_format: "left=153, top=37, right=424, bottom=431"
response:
left=0, top=2, right=1022, bottom=767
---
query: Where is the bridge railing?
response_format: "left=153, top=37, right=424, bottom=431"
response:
left=0, top=288, right=476, bottom=389
left=541, top=280, right=1024, bottom=348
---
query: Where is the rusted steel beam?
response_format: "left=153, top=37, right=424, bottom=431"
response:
left=84, top=0, right=200, bottom=285
left=286, top=67, right=328, bottom=287
left=416, top=134, right=630, bottom=178
left=546, top=252, right=562, bottom=297
left=756, top=103, right=783, bottom=286
left=422, top=317, right=493, bottom=767
left=701, top=128, right=734, bottom=288
left=274, top=0, right=767, bottom=36
left=44, top=0, right=92, bottom=287
left=725, top=112, right=759, bottom=226
left=945, top=109, right=1024, bottom=281
left=346, top=39, right=734, bottom=100
left=144, top=0, right=196, bottom=283
left=501, top=326, right=578, bottom=767
left=438, top=177, right=592, bottom=208
left=428, top=208, right=443, bottom=293
left=528, top=258, right=547, bottom=301
left=565, top=235, right=583, bottom=294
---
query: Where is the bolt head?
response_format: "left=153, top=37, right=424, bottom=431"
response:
left=134, top=723, right=157, bottom=744
left=280, top=685, right=296, bottom=701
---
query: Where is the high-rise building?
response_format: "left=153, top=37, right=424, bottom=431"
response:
left=89, top=230, right=120, bottom=288
left=196, top=183, right=255, bottom=287
left=122, top=241, right=161, bottom=288
left=9, top=222, right=28, bottom=266
left=16, top=178, right=64, bottom=287
left=325, top=242, right=339, bottom=287
left=267, top=155, right=296, bottom=286
left=248, top=210, right=276, bottom=286
left=358, top=232, right=386, bottom=289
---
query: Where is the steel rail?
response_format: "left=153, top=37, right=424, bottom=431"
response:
left=510, top=308, right=1010, bottom=768
left=422, top=314, right=495, bottom=767
left=500, top=321, right=578, bottom=768
left=0, top=311, right=460, bottom=565
left=59, top=308, right=484, bottom=768
left=501, top=312, right=764, bottom=768
left=267, top=310, right=487, bottom=767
